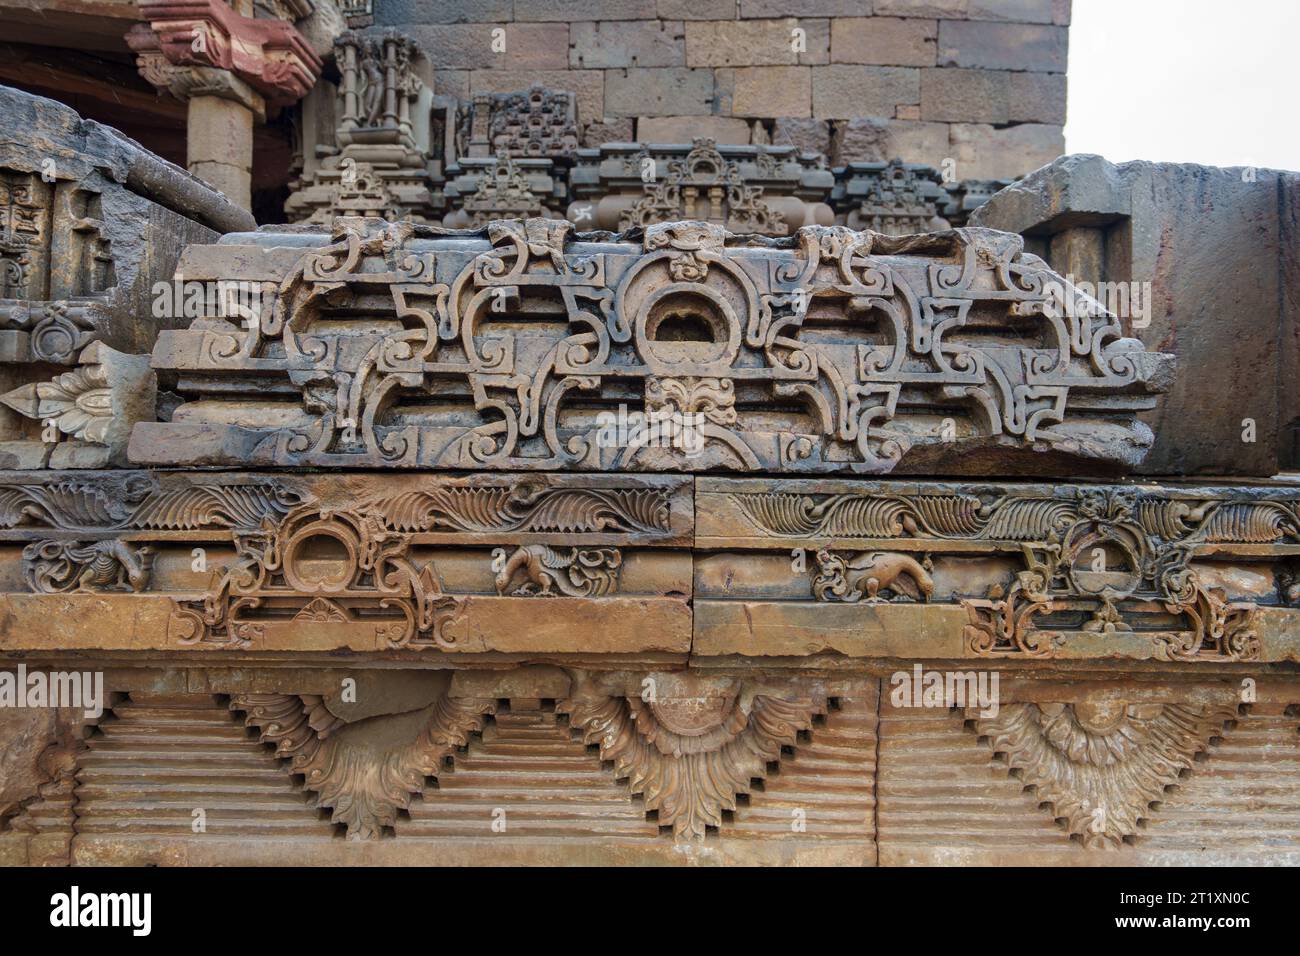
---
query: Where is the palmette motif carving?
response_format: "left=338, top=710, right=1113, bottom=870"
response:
left=138, top=216, right=1173, bottom=475
left=232, top=692, right=495, bottom=839
left=559, top=672, right=827, bottom=840
left=971, top=701, right=1237, bottom=847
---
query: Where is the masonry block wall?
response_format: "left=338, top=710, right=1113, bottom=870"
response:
left=379, top=0, right=1070, bottom=180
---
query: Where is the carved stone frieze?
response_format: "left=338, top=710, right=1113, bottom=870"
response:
left=135, top=216, right=1173, bottom=475
left=463, top=86, right=580, bottom=162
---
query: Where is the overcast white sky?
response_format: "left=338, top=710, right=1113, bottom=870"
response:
left=1066, top=0, right=1300, bottom=170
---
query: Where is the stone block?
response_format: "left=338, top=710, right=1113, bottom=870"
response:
left=830, top=17, right=938, bottom=66
left=967, top=0, right=1055, bottom=22
left=659, top=0, right=739, bottom=18
left=972, top=153, right=1298, bottom=476
left=375, top=0, right=513, bottom=23
left=920, top=67, right=1009, bottom=123
left=938, top=20, right=1067, bottom=71
left=832, top=116, right=951, bottom=166
left=581, top=117, right=635, bottom=146
left=638, top=115, right=753, bottom=144
left=771, top=117, right=832, bottom=154
left=514, top=0, right=650, bottom=19
left=686, top=18, right=829, bottom=67
left=812, top=65, right=919, bottom=119
left=741, top=0, right=869, bottom=14
left=724, top=66, right=813, bottom=118
left=875, top=0, right=968, bottom=15
left=1009, top=70, right=1067, bottom=123
left=570, top=20, right=686, bottom=69
left=409, top=22, right=570, bottom=70
left=948, top=121, right=1063, bottom=179
left=605, top=67, right=716, bottom=117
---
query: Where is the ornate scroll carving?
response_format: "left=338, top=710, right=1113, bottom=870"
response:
left=233, top=691, right=496, bottom=839
left=0, top=476, right=306, bottom=532
left=959, top=490, right=1269, bottom=661
left=494, top=545, right=622, bottom=596
left=971, top=701, right=1237, bottom=847
left=559, top=671, right=827, bottom=840
left=171, top=506, right=462, bottom=649
left=138, top=217, right=1173, bottom=476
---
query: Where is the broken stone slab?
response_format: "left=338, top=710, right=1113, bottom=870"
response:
left=972, top=153, right=1300, bottom=477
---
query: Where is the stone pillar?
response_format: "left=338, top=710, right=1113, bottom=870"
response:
left=125, top=0, right=324, bottom=212
left=187, top=94, right=255, bottom=211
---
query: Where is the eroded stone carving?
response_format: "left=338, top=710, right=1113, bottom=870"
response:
left=171, top=506, right=462, bottom=649
left=569, top=140, right=833, bottom=236
left=559, top=671, right=827, bottom=840
left=23, top=539, right=152, bottom=593
left=494, top=545, right=622, bottom=596
left=812, top=549, right=933, bottom=603
left=832, top=160, right=950, bottom=235
left=972, top=700, right=1236, bottom=847
left=135, top=217, right=1172, bottom=476
left=233, top=690, right=495, bottom=839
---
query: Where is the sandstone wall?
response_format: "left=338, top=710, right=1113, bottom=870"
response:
left=379, top=0, right=1069, bottom=179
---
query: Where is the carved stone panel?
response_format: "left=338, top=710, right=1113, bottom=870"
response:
left=133, top=217, right=1173, bottom=476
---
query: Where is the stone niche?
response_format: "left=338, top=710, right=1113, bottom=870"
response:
left=0, top=86, right=251, bottom=469
left=567, top=138, right=835, bottom=236
left=286, top=30, right=447, bottom=224
left=973, top=153, right=1300, bottom=477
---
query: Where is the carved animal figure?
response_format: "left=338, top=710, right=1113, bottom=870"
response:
left=494, top=544, right=621, bottom=597
left=813, top=549, right=933, bottom=603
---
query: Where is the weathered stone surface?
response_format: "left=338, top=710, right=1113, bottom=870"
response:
left=685, top=18, right=829, bottom=67
left=948, top=121, right=1063, bottom=179
left=470, top=69, right=604, bottom=125
left=637, top=115, right=751, bottom=144
left=408, top=22, right=570, bottom=70
left=570, top=20, right=686, bottom=70
left=937, top=19, right=1068, bottom=72
left=604, top=67, right=715, bottom=117
left=1008, top=70, right=1067, bottom=124
left=812, top=65, right=919, bottom=119
left=833, top=116, right=950, bottom=166
left=920, top=67, right=1009, bottom=123
left=973, top=153, right=1300, bottom=476
left=771, top=116, right=832, bottom=155
left=720, top=65, right=813, bottom=118
left=831, top=16, right=938, bottom=66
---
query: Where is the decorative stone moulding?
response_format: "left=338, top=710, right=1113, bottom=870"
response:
left=831, top=160, right=952, bottom=236
left=567, top=139, right=835, bottom=236
left=440, top=158, right=567, bottom=228
left=462, top=85, right=580, bottom=163
left=132, top=216, right=1173, bottom=476
left=0, top=470, right=1294, bottom=665
left=133, top=0, right=323, bottom=107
